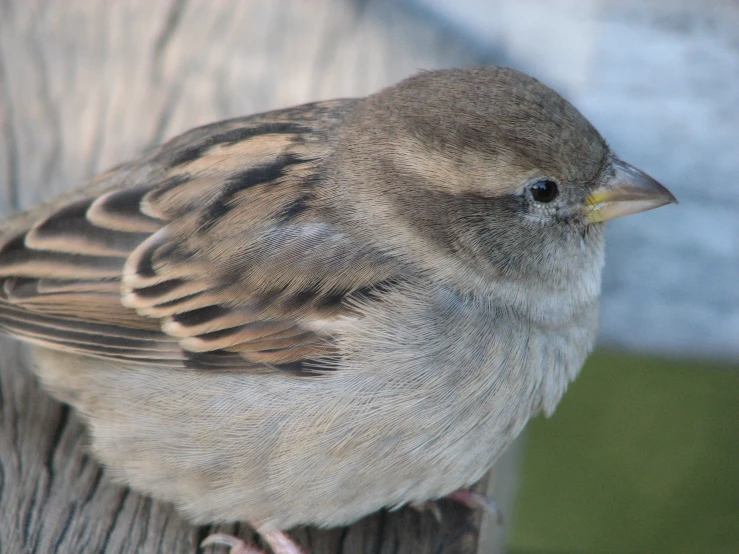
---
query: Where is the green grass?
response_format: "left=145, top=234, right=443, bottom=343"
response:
left=508, top=350, right=739, bottom=554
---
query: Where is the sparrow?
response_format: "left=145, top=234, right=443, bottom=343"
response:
left=0, top=66, right=676, bottom=554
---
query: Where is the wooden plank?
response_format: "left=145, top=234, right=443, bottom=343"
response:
left=0, top=1, right=513, bottom=552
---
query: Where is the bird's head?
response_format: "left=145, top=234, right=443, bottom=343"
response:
left=331, top=67, right=676, bottom=297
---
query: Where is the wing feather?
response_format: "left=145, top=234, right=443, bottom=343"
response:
left=0, top=101, right=406, bottom=374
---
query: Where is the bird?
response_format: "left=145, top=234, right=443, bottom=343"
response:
left=0, top=66, right=676, bottom=554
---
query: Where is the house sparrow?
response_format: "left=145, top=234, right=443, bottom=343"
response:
left=0, top=67, right=676, bottom=554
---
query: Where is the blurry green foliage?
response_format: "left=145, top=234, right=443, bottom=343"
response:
left=509, top=350, right=739, bottom=554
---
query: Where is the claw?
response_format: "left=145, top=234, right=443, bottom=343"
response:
left=446, top=489, right=503, bottom=525
left=201, top=533, right=267, bottom=554
left=200, top=530, right=307, bottom=554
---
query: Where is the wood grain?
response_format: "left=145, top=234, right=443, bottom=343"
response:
left=0, top=1, right=514, bottom=553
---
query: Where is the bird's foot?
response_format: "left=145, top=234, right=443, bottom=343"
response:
left=411, top=488, right=503, bottom=525
left=201, top=533, right=265, bottom=554
left=446, top=488, right=503, bottom=525
left=201, top=529, right=307, bottom=554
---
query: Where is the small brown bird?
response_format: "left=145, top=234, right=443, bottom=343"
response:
left=0, top=67, right=676, bottom=554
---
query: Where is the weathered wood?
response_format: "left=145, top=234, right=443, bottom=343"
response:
left=0, top=1, right=515, bottom=553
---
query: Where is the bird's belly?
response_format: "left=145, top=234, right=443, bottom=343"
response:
left=31, top=346, right=540, bottom=530
left=181, top=377, right=527, bottom=530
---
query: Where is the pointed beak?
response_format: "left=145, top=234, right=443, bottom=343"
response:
left=585, top=158, right=678, bottom=223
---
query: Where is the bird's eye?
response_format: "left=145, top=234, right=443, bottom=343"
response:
left=530, top=180, right=559, bottom=203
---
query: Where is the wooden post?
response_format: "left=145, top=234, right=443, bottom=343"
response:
left=0, top=1, right=513, bottom=552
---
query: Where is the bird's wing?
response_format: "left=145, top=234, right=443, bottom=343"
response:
left=0, top=101, right=403, bottom=373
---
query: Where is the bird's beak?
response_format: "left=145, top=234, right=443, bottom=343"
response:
left=585, top=158, right=678, bottom=223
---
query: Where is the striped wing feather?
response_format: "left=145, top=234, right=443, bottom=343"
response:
left=0, top=101, right=401, bottom=373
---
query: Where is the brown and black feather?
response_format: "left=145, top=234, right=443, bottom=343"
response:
left=0, top=100, right=404, bottom=374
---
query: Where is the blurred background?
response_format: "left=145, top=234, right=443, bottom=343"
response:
left=0, top=0, right=737, bottom=553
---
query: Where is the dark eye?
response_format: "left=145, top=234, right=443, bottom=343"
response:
left=530, top=180, right=559, bottom=203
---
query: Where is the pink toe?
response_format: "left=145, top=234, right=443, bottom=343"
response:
left=261, top=530, right=308, bottom=554
left=200, top=533, right=268, bottom=554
